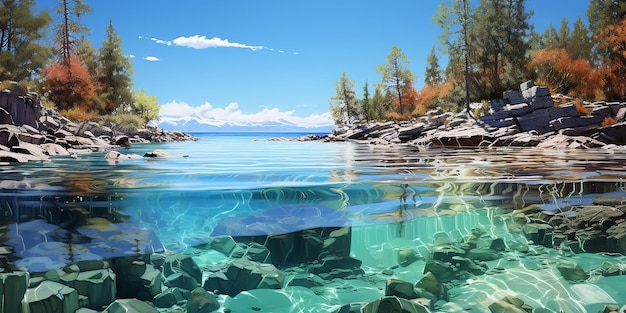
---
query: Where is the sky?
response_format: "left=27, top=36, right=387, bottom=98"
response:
left=35, top=0, right=591, bottom=130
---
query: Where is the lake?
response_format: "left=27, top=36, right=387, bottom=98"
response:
left=1, top=132, right=626, bottom=312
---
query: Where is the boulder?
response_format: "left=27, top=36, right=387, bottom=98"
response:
left=102, top=299, right=159, bottom=313
left=203, top=258, right=285, bottom=296
left=385, top=279, right=418, bottom=299
left=0, top=127, right=20, bottom=148
left=163, top=253, right=202, bottom=283
left=488, top=295, right=533, bottom=313
left=154, top=287, right=186, bottom=308
left=163, top=272, right=198, bottom=291
left=144, top=149, right=172, bottom=158
left=360, top=296, right=431, bottom=313
left=187, top=287, right=219, bottom=313
left=556, top=260, right=589, bottom=281
left=2, top=271, right=30, bottom=313
left=0, top=107, right=13, bottom=124
left=415, top=272, right=448, bottom=302
left=22, top=280, right=79, bottom=313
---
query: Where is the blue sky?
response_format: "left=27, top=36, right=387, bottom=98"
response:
left=36, top=0, right=590, bottom=129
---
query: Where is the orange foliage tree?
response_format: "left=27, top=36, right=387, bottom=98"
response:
left=414, top=80, right=453, bottom=115
left=41, top=54, right=95, bottom=112
left=528, top=48, right=603, bottom=99
left=597, top=18, right=626, bottom=100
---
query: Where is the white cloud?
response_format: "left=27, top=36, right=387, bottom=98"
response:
left=145, top=56, right=160, bottom=61
left=171, top=35, right=266, bottom=50
left=151, top=37, right=172, bottom=46
left=159, top=101, right=333, bottom=128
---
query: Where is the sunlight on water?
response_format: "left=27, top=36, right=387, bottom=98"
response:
left=1, top=132, right=626, bottom=312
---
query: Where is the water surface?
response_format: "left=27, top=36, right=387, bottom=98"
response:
left=1, top=132, right=625, bottom=312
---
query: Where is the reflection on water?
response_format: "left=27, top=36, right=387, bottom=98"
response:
left=1, top=133, right=626, bottom=312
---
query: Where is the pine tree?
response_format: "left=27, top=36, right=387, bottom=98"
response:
left=0, top=0, right=52, bottom=81
left=358, top=81, right=372, bottom=123
left=424, top=46, right=443, bottom=86
left=557, top=18, right=571, bottom=50
left=542, top=23, right=559, bottom=49
left=376, top=46, right=415, bottom=116
left=54, top=0, right=90, bottom=66
left=96, top=20, right=134, bottom=113
left=371, top=84, right=388, bottom=121
left=569, top=16, right=593, bottom=62
left=329, top=71, right=357, bottom=125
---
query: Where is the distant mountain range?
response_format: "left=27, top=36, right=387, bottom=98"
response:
left=156, top=115, right=335, bottom=133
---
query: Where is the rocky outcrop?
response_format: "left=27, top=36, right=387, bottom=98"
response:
left=0, top=95, right=197, bottom=163
left=317, top=81, right=626, bottom=149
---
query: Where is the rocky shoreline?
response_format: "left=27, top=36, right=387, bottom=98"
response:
left=0, top=105, right=197, bottom=163
left=301, top=81, right=626, bottom=151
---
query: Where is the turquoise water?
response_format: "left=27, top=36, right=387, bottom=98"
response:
left=2, top=132, right=626, bottom=312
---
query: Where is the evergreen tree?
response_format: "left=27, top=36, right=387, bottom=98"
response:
left=376, top=46, right=414, bottom=116
left=424, top=46, right=443, bottom=86
left=570, top=16, right=593, bottom=61
left=557, top=18, right=571, bottom=50
left=472, top=0, right=532, bottom=99
left=329, top=70, right=357, bottom=125
left=542, top=23, right=559, bottom=49
left=358, top=81, right=372, bottom=123
left=435, top=0, right=474, bottom=112
left=54, top=0, right=90, bottom=66
left=96, top=20, right=134, bottom=113
left=0, top=0, right=52, bottom=81
left=371, top=83, right=388, bottom=121
left=587, top=0, right=626, bottom=37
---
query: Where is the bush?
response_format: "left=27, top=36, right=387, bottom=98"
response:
left=60, top=107, right=99, bottom=122
left=97, top=113, right=144, bottom=133
left=574, top=99, right=590, bottom=116
left=601, top=116, right=618, bottom=127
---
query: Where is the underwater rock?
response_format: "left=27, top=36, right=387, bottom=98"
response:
left=385, top=278, right=419, bottom=299
left=423, top=260, right=456, bottom=282
left=46, top=267, right=117, bottom=309
left=203, top=258, right=285, bottom=296
left=466, top=248, right=500, bottom=262
left=164, top=272, right=199, bottom=291
left=397, top=247, right=421, bottom=267
left=110, top=256, right=162, bottom=301
left=415, top=272, right=448, bottom=302
left=163, top=253, right=202, bottom=283
left=22, top=280, right=79, bottom=313
left=154, top=287, right=186, bottom=308
left=102, top=298, right=159, bottom=313
left=488, top=295, right=531, bottom=313
left=360, top=296, right=431, bottom=313
left=431, top=244, right=466, bottom=262
left=208, top=236, right=237, bottom=256
left=556, top=260, right=590, bottom=281
left=287, top=273, right=329, bottom=288
left=1, top=271, right=30, bottom=313
left=187, top=287, right=220, bottom=313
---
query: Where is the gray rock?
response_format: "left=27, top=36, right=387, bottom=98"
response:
left=556, top=260, right=589, bottom=281
left=415, top=272, right=448, bottom=302
left=102, top=299, right=159, bottom=313
left=22, top=280, right=79, bottom=313
left=163, top=253, right=202, bottom=283
left=1, top=271, right=29, bottom=313
left=187, top=287, right=219, bottom=313
left=164, top=272, right=198, bottom=291
left=360, top=296, right=431, bottom=313
left=385, top=278, right=418, bottom=299
left=154, top=287, right=186, bottom=308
